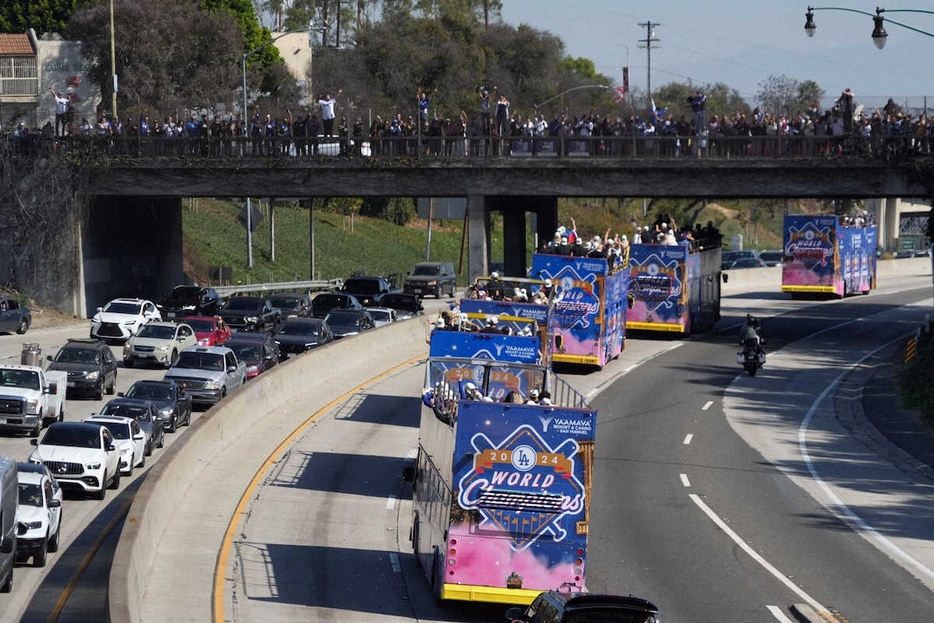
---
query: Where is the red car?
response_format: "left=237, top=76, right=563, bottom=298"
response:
left=185, top=316, right=232, bottom=346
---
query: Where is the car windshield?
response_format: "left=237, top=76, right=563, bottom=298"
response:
left=369, top=309, right=392, bottom=322
left=278, top=321, right=320, bottom=336
left=0, top=369, right=39, bottom=390
left=135, top=324, right=175, bottom=339
left=18, top=483, right=43, bottom=507
left=381, top=296, right=417, bottom=312
left=96, top=421, right=131, bottom=440
left=174, top=351, right=225, bottom=370
left=563, top=610, right=655, bottom=623
left=186, top=318, right=215, bottom=332
left=126, top=383, right=173, bottom=402
left=344, top=279, right=381, bottom=294
left=228, top=343, right=261, bottom=361
left=103, top=301, right=142, bottom=315
left=42, top=425, right=100, bottom=448
left=313, top=295, right=344, bottom=312
left=224, top=298, right=262, bottom=312
left=101, top=404, right=151, bottom=421
left=412, top=265, right=441, bottom=276
left=326, top=313, right=361, bottom=330
left=270, top=297, right=301, bottom=310
left=167, top=287, right=201, bottom=302
left=54, top=347, right=99, bottom=364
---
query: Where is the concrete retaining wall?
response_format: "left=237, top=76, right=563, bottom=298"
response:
left=108, top=316, right=429, bottom=623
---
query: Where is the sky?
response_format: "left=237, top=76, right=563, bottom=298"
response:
left=498, top=1, right=934, bottom=111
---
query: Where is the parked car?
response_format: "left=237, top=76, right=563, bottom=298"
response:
left=120, top=379, right=192, bottom=433
left=163, top=345, right=247, bottom=408
left=325, top=309, right=376, bottom=339
left=46, top=338, right=118, bottom=400
left=378, top=293, right=424, bottom=320
left=84, top=415, right=147, bottom=476
left=274, top=318, right=334, bottom=357
left=365, top=307, right=397, bottom=328
left=97, top=397, right=165, bottom=456
left=89, top=298, right=161, bottom=344
left=340, top=276, right=399, bottom=307
left=15, top=462, right=62, bottom=567
left=310, top=292, right=363, bottom=318
left=186, top=315, right=232, bottom=346
left=506, top=590, right=660, bottom=623
left=123, top=321, right=197, bottom=368
left=268, top=292, right=313, bottom=319
left=157, top=285, right=224, bottom=319
left=0, top=296, right=31, bottom=335
left=758, top=249, right=784, bottom=267
left=218, top=296, right=281, bottom=333
left=29, top=421, right=122, bottom=500
left=403, top=261, right=457, bottom=298
left=720, top=249, right=760, bottom=271
left=224, top=333, right=281, bottom=380
left=728, top=257, right=767, bottom=269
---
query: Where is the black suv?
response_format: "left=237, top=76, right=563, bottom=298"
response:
left=403, top=261, right=457, bottom=298
left=46, top=338, right=119, bottom=400
left=310, top=292, right=363, bottom=318
left=157, top=285, right=224, bottom=319
left=506, top=591, right=659, bottom=623
left=218, top=296, right=281, bottom=333
left=340, top=276, right=398, bottom=307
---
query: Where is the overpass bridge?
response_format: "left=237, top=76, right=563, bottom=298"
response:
left=11, top=133, right=934, bottom=314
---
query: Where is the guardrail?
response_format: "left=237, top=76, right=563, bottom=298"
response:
left=213, top=278, right=343, bottom=298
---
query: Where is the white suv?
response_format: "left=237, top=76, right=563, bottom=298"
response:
left=90, top=298, right=161, bottom=344
left=15, top=463, right=63, bottom=567
left=85, top=415, right=147, bottom=476
left=29, top=422, right=122, bottom=500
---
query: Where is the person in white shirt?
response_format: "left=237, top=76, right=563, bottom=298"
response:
left=318, top=88, right=343, bottom=137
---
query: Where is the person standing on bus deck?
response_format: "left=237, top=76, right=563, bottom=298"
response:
left=318, top=88, right=342, bottom=137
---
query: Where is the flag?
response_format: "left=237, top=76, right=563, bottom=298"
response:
left=615, top=87, right=627, bottom=104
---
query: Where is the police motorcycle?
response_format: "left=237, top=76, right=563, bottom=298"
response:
left=737, top=314, right=766, bottom=377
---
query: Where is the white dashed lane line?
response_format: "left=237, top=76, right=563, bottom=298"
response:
left=702, top=400, right=713, bottom=411
left=679, top=473, right=691, bottom=488
left=683, top=434, right=693, bottom=445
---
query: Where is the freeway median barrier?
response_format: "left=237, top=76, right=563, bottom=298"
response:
left=109, top=315, right=429, bottom=623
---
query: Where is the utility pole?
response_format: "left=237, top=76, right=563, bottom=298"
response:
left=638, top=20, right=660, bottom=105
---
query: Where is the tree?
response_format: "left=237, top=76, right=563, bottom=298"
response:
left=652, top=81, right=749, bottom=122
left=0, top=0, right=79, bottom=35
left=756, top=74, right=823, bottom=118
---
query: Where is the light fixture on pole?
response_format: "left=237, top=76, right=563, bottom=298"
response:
left=805, top=6, right=934, bottom=49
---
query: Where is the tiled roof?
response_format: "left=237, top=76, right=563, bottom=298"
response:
left=0, top=34, right=35, bottom=56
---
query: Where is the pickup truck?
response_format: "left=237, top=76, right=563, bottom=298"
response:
left=0, top=365, right=67, bottom=437
left=163, top=345, right=247, bottom=408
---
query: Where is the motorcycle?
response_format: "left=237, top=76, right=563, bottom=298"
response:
left=737, top=338, right=766, bottom=377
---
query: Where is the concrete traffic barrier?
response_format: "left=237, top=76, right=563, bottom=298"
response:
left=109, top=315, right=430, bottom=623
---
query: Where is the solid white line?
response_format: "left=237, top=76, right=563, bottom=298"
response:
left=390, top=552, right=401, bottom=573
left=680, top=473, right=691, bottom=488
left=766, top=605, right=795, bottom=622
left=386, top=495, right=397, bottom=510
left=702, top=400, right=713, bottom=411
left=689, top=493, right=828, bottom=613
left=683, top=434, right=693, bottom=445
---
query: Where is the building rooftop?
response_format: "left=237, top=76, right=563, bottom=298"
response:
left=0, top=33, right=35, bottom=56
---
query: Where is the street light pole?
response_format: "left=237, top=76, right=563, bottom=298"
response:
left=805, top=6, right=934, bottom=48
left=110, top=0, right=117, bottom=119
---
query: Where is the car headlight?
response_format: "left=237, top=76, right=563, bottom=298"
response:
left=29, top=456, right=42, bottom=465
left=204, top=381, right=221, bottom=390
left=22, top=520, right=43, bottom=530
left=24, top=399, right=40, bottom=415
left=159, top=407, right=174, bottom=417
left=246, top=316, right=260, bottom=323
left=85, top=370, right=100, bottom=380
left=427, top=280, right=438, bottom=286
left=123, top=343, right=132, bottom=352
left=246, top=364, right=260, bottom=374
left=86, top=462, right=102, bottom=470
left=157, top=344, right=170, bottom=352
left=121, top=319, right=138, bottom=326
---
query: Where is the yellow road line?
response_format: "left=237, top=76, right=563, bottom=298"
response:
left=212, top=355, right=424, bottom=622
left=49, top=492, right=136, bottom=623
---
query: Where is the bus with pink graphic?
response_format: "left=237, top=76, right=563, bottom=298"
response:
left=626, top=242, right=722, bottom=336
left=408, top=343, right=595, bottom=605
left=529, top=253, right=629, bottom=368
left=781, top=214, right=877, bottom=298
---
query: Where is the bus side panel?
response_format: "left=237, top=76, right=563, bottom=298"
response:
left=413, top=408, right=456, bottom=584
left=841, top=225, right=878, bottom=294
left=446, top=401, right=595, bottom=595
left=601, top=268, right=628, bottom=362
left=627, top=244, right=689, bottom=332
left=531, top=255, right=609, bottom=365
left=428, top=331, right=542, bottom=367
left=782, top=215, right=839, bottom=293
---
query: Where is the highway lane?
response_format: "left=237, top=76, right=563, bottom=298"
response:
left=223, top=275, right=934, bottom=622
left=588, top=286, right=934, bottom=623
left=0, top=323, right=204, bottom=622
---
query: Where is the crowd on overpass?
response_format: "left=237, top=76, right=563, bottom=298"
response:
left=5, top=85, right=932, bottom=160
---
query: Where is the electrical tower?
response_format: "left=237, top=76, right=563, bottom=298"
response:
left=638, top=20, right=660, bottom=104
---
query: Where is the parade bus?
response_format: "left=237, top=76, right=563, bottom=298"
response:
left=529, top=253, right=629, bottom=368
left=625, top=242, right=722, bottom=335
left=781, top=214, right=878, bottom=297
left=408, top=323, right=595, bottom=605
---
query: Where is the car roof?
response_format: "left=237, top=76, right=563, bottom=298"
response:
left=48, top=421, right=105, bottom=432
left=225, top=332, right=272, bottom=341
left=548, top=591, right=659, bottom=613
left=104, top=397, right=154, bottom=408
left=130, top=379, right=177, bottom=387
left=182, top=345, right=231, bottom=354
left=106, top=297, right=149, bottom=304
left=63, top=338, right=107, bottom=349
left=17, top=462, right=50, bottom=476
left=140, top=321, right=182, bottom=328
left=86, top=415, right=134, bottom=426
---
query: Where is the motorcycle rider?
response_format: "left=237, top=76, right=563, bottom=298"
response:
left=741, top=313, right=764, bottom=354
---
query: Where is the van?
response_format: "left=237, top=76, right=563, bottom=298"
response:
left=0, top=455, right=17, bottom=592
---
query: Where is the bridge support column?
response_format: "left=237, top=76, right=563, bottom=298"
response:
left=467, top=194, right=489, bottom=283
left=884, top=197, right=898, bottom=253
